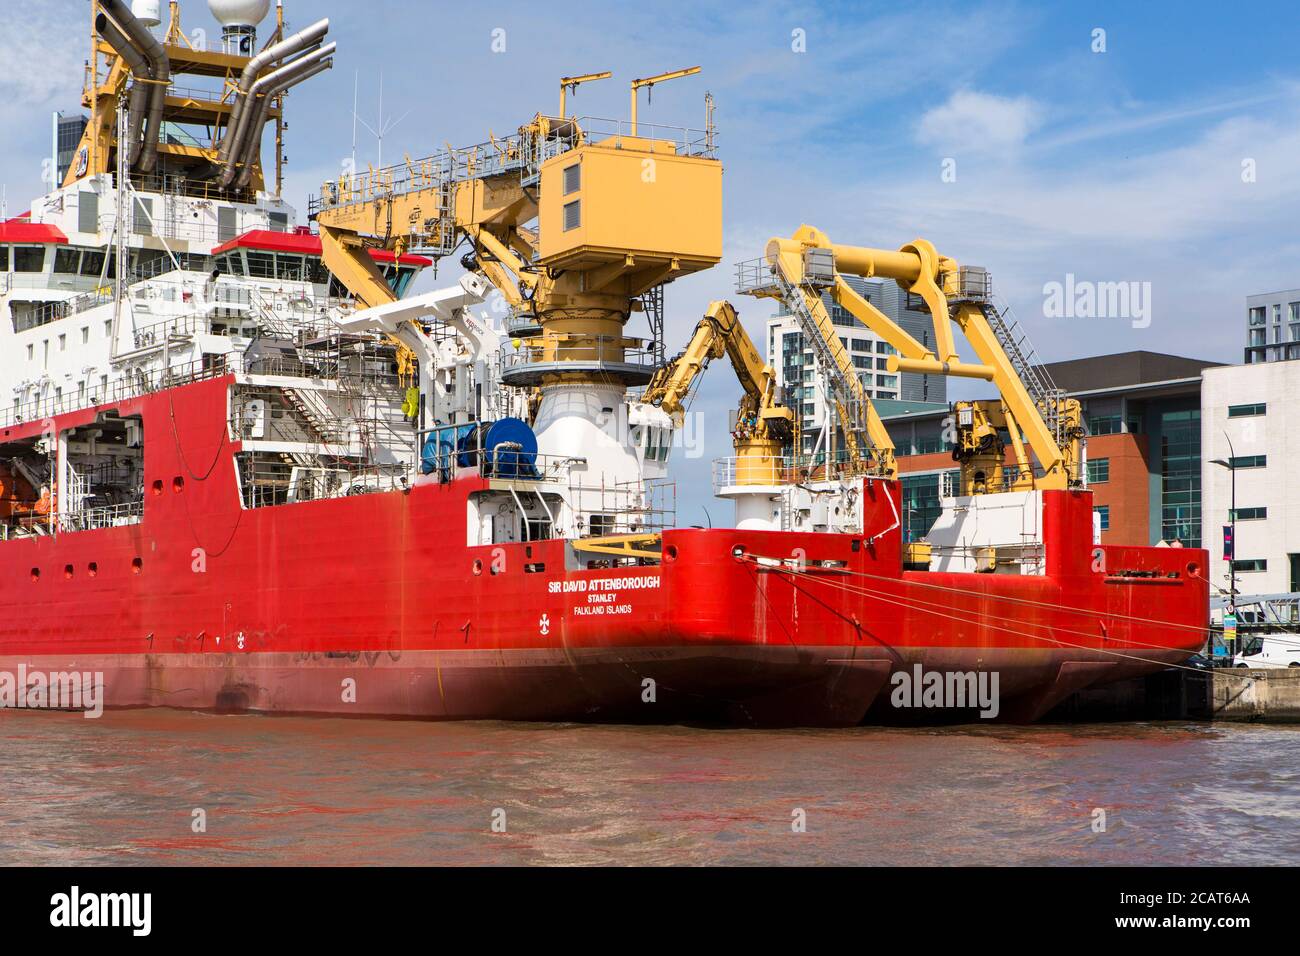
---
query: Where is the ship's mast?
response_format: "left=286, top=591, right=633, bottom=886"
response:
left=111, top=95, right=129, bottom=359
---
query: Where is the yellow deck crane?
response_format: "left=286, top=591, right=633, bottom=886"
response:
left=745, top=225, right=1084, bottom=494
left=640, top=300, right=794, bottom=483
left=311, top=68, right=721, bottom=427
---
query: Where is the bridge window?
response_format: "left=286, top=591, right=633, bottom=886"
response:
left=79, top=249, right=105, bottom=277
left=276, top=253, right=306, bottom=281
left=54, top=248, right=81, bottom=274
left=214, top=252, right=245, bottom=277
left=246, top=251, right=274, bottom=278
left=382, top=264, right=418, bottom=297
left=12, top=245, right=46, bottom=273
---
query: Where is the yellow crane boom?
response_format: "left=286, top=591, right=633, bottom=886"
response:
left=755, top=225, right=1084, bottom=491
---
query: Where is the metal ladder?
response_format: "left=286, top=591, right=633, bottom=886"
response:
left=978, top=296, right=1067, bottom=445
left=248, top=289, right=300, bottom=339
left=282, top=387, right=347, bottom=445
left=770, top=266, right=869, bottom=452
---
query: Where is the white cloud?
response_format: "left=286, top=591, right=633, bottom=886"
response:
left=835, top=98, right=1300, bottom=368
left=916, top=89, right=1043, bottom=154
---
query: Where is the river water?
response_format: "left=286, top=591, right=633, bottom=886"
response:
left=0, top=710, right=1296, bottom=866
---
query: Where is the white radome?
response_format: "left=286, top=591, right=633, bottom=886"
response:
left=208, top=0, right=272, bottom=27
left=131, top=0, right=162, bottom=26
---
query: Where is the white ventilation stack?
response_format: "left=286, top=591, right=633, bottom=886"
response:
left=208, top=0, right=272, bottom=55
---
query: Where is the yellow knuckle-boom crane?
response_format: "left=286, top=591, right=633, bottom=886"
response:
left=755, top=225, right=1084, bottom=493
left=312, top=68, right=722, bottom=418
left=641, top=300, right=794, bottom=476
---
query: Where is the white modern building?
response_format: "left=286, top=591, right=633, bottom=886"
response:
left=766, top=274, right=945, bottom=457
left=1245, top=289, right=1300, bottom=364
left=1201, top=362, right=1300, bottom=598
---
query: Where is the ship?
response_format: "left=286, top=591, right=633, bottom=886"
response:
left=0, top=0, right=1208, bottom=726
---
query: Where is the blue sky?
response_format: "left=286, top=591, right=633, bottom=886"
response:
left=4, top=0, right=1298, bottom=523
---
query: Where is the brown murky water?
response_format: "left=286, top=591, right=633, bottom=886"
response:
left=0, top=710, right=1296, bottom=866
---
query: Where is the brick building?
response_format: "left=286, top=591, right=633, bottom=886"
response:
left=883, top=351, right=1221, bottom=547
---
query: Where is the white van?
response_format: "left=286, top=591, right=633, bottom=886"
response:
left=1232, top=634, right=1300, bottom=668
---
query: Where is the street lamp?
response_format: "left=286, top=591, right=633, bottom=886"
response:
left=1210, top=432, right=1238, bottom=658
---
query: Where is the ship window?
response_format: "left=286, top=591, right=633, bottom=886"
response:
left=389, top=266, right=417, bottom=297
left=54, top=248, right=81, bottom=274
left=78, top=191, right=99, bottom=234
left=246, top=251, right=274, bottom=278
left=0, top=245, right=8, bottom=270
left=132, top=198, right=153, bottom=236
left=276, top=253, right=306, bottom=281
left=217, top=207, right=238, bottom=242
left=305, top=256, right=329, bottom=284
left=79, top=249, right=105, bottom=278
left=12, top=245, right=45, bottom=273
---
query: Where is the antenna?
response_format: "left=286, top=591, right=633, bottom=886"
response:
left=353, top=71, right=413, bottom=170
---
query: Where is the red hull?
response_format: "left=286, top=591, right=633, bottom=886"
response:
left=0, top=377, right=1209, bottom=725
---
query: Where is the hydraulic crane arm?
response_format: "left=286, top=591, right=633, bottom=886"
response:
left=318, top=223, right=397, bottom=310
left=643, top=301, right=763, bottom=416
left=642, top=300, right=793, bottom=444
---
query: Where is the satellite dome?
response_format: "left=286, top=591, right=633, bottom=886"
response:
left=208, top=0, right=272, bottom=28
left=131, top=1, right=162, bottom=27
